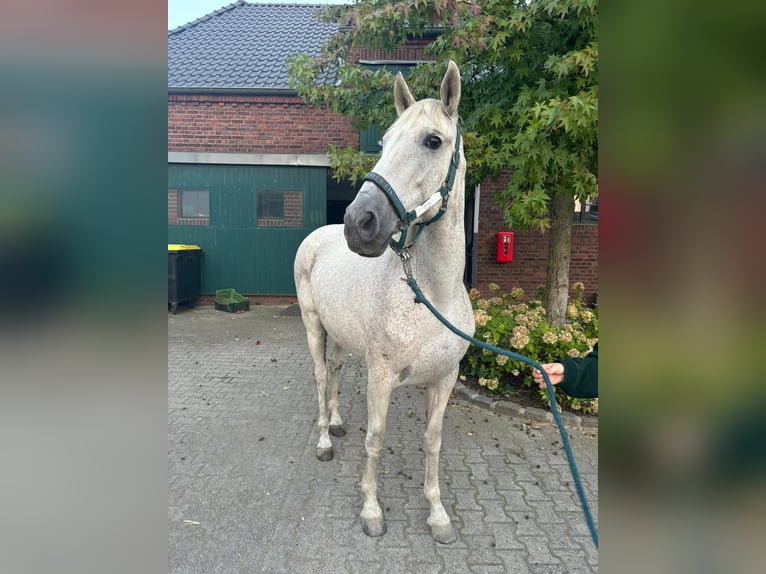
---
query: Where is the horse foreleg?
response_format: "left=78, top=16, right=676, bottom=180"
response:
left=303, top=312, right=333, bottom=461
left=423, top=375, right=458, bottom=544
left=327, top=342, right=346, bottom=437
left=360, top=373, right=394, bottom=537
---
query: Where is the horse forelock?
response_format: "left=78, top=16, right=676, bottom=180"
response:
left=385, top=99, right=456, bottom=139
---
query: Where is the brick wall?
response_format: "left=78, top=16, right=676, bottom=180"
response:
left=349, top=40, right=433, bottom=64
left=168, top=41, right=435, bottom=155
left=168, top=189, right=177, bottom=222
left=168, top=94, right=358, bottom=153
left=474, top=175, right=599, bottom=302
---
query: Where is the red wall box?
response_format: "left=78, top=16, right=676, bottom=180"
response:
left=496, top=232, right=514, bottom=263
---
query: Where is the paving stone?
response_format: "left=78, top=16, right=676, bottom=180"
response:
left=168, top=306, right=598, bottom=573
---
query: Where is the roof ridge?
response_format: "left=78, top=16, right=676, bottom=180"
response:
left=168, top=0, right=248, bottom=36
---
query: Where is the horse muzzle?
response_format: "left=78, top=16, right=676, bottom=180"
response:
left=343, top=191, right=398, bottom=257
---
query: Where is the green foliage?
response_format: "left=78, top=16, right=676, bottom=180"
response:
left=326, top=145, right=379, bottom=186
left=288, top=54, right=398, bottom=131
left=460, top=282, right=598, bottom=414
left=288, top=0, right=599, bottom=325
left=288, top=0, right=598, bottom=232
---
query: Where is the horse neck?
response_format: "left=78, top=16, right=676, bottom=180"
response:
left=409, top=178, right=467, bottom=306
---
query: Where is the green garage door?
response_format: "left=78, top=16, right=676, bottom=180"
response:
left=168, top=163, right=326, bottom=295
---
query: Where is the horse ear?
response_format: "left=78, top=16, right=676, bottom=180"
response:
left=394, top=72, right=415, bottom=116
left=440, top=60, right=461, bottom=116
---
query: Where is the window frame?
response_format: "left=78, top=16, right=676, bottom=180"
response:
left=573, top=196, right=598, bottom=224
left=179, top=189, right=210, bottom=219
left=256, top=189, right=285, bottom=221
left=255, top=189, right=304, bottom=228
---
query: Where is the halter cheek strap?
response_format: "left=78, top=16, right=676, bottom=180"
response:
left=362, top=128, right=461, bottom=254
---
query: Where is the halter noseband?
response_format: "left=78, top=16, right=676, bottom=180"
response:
left=361, top=127, right=462, bottom=255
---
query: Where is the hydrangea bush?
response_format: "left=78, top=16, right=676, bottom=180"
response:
left=460, top=282, right=598, bottom=415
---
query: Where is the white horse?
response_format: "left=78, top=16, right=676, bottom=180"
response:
left=293, top=61, right=474, bottom=544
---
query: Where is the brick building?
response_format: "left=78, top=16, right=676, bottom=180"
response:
left=168, top=1, right=597, bottom=301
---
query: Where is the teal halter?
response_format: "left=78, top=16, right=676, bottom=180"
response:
left=361, top=128, right=462, bottom=254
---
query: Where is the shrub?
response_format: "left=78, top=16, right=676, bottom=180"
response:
left=460, top=282, right=598, bottom=415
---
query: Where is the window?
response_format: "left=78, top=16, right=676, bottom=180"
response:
left=256, top=190, right=284, bottom=220
left=256, top=190, right=303, bottom=227
left=358, top=61, right=420, bottom=154
left=574, top=197, right=598, bottom=223
left=180, top=190, right=209, bottom=218
left=360, top=124, right=382, bottom=154
left=168, top=189, right=209, bottom=226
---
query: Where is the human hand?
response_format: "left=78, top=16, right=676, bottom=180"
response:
left=532, top=363, right=565, bottom=389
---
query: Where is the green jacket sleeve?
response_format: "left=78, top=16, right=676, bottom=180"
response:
left=558, top=342, right=598, bottom=399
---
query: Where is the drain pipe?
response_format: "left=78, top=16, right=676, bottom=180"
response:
left=470, top=184, right=480, bottom=287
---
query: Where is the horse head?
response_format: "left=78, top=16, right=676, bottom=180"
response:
left=344, top=60, right=462, bottom=257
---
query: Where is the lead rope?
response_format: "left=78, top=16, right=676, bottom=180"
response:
left=399, top=251, right=599, bottom=548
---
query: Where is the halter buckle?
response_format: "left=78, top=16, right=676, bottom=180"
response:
left=398, top=249, right=413, bottom=279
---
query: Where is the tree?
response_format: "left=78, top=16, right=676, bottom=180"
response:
left=288, top=0, right=598, bottom=326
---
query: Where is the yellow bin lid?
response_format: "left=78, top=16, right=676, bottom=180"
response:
left=168, top=244, right=201, bottom=251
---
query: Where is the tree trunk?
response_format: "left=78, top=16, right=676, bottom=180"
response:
left=544, top=190, right=574, bottom=327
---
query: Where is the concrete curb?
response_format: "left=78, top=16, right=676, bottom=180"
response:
left=453, top=380, right=598, bottom=429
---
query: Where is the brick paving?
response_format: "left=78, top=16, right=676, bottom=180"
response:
left=169, top=305, right=598, bottom=573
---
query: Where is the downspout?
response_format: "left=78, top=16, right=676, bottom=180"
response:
left=470, top=184, right=480, bottom=287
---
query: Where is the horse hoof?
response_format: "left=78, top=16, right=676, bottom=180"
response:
left=430, top=522, right=457, bottom=544
left=361, top=516, right=386, bottom=538
left=316, top=447, right=333, bottom=462
left=329, top=425, right=346, bottom=437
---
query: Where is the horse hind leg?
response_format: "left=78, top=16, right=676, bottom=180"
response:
left=327, top=341, right=346, bottom=437
left=423, top=374, right=459, bottom=544
left=302, top=310, right=334, bottom=461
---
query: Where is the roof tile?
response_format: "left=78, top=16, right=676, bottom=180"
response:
left=168, top=2, right=340, bottom=91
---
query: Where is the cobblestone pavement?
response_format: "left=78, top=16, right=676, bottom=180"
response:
left=169, top=305, right=598, bottom=573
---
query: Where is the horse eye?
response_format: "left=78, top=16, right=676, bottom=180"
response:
left=425, top=135, right=442, bottom=150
